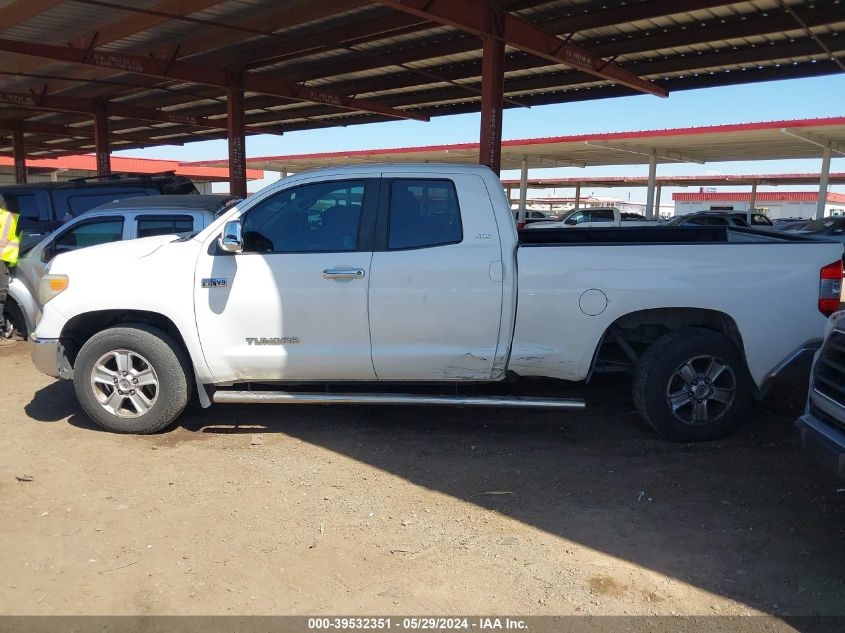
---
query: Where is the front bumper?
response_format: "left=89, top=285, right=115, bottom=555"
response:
left=795, top=411, right=845, bottom=479
left=29, top=335, right=72, bottom=379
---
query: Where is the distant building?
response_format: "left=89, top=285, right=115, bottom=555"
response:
left=672, top=192, right=845, bottom=219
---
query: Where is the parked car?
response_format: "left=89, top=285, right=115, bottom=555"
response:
left=793, top=217, right=845, bottom=249
left=666, top=211, right=773, bottom=228
left=527, top=206, right=657, bottom=228
left=5, top=194, right=237, bottom=338
left=796, top=310, right=845, bottom=478
left=772, top=217, right=812, bottom=231
left=513, top=209, right=560, bottom=224
left=29, top=164, right=843, bottom=442
left=0, top=172, right=199, bottom=251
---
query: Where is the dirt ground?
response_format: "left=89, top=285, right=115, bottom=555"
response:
left=1, top=341, right=843, bottom=618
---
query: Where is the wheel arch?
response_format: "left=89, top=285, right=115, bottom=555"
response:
left=589, top=307, right=746, bottom=378
left=60, top=309, right=193, bottom=370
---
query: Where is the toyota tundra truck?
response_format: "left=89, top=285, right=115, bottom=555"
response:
left=29, top=165, right=844, bottom=441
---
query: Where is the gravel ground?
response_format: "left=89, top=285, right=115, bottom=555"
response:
left=1, top=341, right=843, bottom=618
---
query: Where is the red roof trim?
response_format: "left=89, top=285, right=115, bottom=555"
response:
left=500, top=172, right=845, bottom=185
left=0, top=154, right=264, bottom=181
left=184, top=116, right=845, bottom=166
left=673, top=192, right=845, bottom=203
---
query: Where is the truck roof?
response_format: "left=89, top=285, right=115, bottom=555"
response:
left=290, top=163, right=497, bottom=178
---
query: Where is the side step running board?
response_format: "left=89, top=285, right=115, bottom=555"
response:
left=212, top=391, right=586, bottom=410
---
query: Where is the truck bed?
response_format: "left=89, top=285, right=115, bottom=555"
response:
left=518, top=226, right=815, bottom=245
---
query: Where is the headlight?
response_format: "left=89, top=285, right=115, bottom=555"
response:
left=38, top=274, right=69, bottom=305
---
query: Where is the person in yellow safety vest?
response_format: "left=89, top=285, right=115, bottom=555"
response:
left=0, top=192, right=22, bottom=346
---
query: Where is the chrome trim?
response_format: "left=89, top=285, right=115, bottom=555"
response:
left=213, top=391, right=585, bottom=410
left=218, top=219, right=243, bottom=253
left=795, top=412, right=845, bottom=479
left=29, top=335, right=63, bottom=378
left=322, top=268, right=365, bottom=280
left=765, top=339, right=822, bottom=381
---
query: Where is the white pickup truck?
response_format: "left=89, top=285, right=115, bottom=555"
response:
left=30, top=165, right=844, bottom=441
left=527, top=206, right=657, bottom=229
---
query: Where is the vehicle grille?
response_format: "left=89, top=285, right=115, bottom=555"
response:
left=812, top=330, right=845, bottom=418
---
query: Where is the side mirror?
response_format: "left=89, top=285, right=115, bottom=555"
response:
left=219, top=219, right=243, bottom=253
left=564, top=218, right=578, bottom=226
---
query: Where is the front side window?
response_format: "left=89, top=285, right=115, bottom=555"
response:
left=51, top=218, right=124, bottom=257
left=388, top=179, right=462, bottom=250
left=241, top=180, right=365, bottom=253
left=137, top=215, right=195, bottom=238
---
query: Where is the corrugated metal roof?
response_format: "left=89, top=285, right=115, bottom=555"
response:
left=674, top=191, right=845, bottom=202
left=0, top=0, right=841, bottom=157
left=183, top=117, right=845, bottom=171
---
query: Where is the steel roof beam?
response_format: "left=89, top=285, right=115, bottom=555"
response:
left=780, top=128, right=845, bottom=156
left=367, top=0, right=666, bottom=97
left=0, top=90, right=281, bottom=136
left=583, top=141, right=705, bottom=164
left=235, top=12, right=430, bottom=69
left=0, top=118, right=175, bottom=146
left=0, top=38, right=427, bottom=122
left=0, top=0, right=63, bottom=29
left=0, top=0, right=230, bottom=87
left=778, top=0, right=845, bottom=72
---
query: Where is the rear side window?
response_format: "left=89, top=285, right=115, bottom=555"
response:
left=137, top=215, right=195, bottom=238
left=388, top=179, right=462, bottom=250
left=590, top=209, right=614, bottom=222
left=688, top=216, right=728, bottom=226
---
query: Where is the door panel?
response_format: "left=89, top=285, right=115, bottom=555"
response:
left=369, top=174, right=504, bottom=380
left=194, top=177, right=378, bottom=383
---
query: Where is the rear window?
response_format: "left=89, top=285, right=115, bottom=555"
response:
left=0, top=189, right=50, bottom=222
left=688, top=216, right=729, bottom=226
left=136, top=215, right=195, bottom=238
left=388, top=179, right=462, bottom=250
left=53, top=187, right=155, bottom=218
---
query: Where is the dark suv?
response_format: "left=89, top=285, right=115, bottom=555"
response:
left=0, top=172, right=198, bottom=250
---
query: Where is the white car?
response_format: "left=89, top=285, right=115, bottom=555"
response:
left=527, top=206, right=658, bottom=228
left=29, top=164, right=843, bottom=442
left=6, top=195, right=235, bottom=337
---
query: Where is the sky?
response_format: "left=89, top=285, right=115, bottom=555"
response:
left=114, top=74, right=845, bottom=206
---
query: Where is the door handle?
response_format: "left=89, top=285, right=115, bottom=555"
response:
left=322, top=268, right=366, bottom=280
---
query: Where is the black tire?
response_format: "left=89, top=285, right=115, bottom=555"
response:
left=73, top=324, right=191, bottom=434
left=3, top=299, right=27, bottom=339
left=632, top=327, right=752, bottom=442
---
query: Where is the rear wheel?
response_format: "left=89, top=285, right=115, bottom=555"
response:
left=632, top=327, right=752, bottom=442
left=73, top=324, right=191, bottom=434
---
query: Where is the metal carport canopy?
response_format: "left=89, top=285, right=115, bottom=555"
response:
left=186, top=117, right=845, bottom=172
left=1, top=0, right=842, bottom=199
left=500, top=172, right=845, bottom=189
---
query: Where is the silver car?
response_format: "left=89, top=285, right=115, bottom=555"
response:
left=5, top=195, right=237, bottom=337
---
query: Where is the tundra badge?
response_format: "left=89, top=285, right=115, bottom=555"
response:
left=246, top=337, right=300, bottom=345
left=201, top=277, right=228, bottom=288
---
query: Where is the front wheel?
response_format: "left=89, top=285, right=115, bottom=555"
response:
left=632, top=327, right=752, bottom=442
left=73, top=324, right=191, bottom=434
